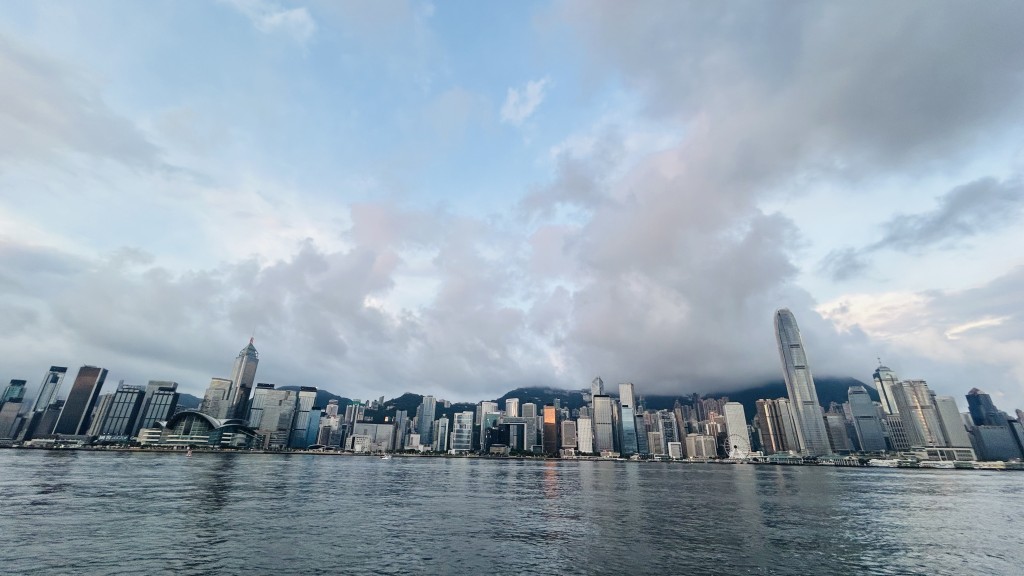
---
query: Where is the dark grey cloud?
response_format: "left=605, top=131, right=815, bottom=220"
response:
left=870, top=177, right=1024, bottom=252
left=820, top=176, right=1023, bottom=280
left=818, top=248, right=870, bottom=283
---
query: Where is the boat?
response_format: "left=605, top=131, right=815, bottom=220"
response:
left=920, top=460, right=953, bottom=469
left=380, top=453, right=392, bottom=460
left=186, top=447, right=192, bottom=458
left=867, top=458, right=899, bottom=467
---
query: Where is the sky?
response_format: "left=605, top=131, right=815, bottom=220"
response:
left=2, top=1, right=1023, bottom=411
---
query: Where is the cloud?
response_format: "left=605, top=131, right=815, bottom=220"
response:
left=820, top=176, right=1024, bottom=280
left=3, top=2, right=1024, bottom=413
left=869, top=177, right=1024, bottom=252
left=0, top=33, right=160, bottom=168
left=223, top=0, right=317, bottom=44
left=817, top=266, right=1024, bottom=406
left=818, top=248, right=871, bottom=283
left=500, top=77, right=550, bottom=126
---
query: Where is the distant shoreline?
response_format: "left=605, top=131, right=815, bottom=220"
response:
left=2, top=445, right=1021, bottom=472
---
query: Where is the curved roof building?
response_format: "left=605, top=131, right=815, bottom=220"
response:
left=160, top=410, right=256, bottom=448
left=774, top=309, right=832, bottom=456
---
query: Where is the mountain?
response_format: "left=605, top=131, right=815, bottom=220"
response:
left=641, top=377, right=878, bottom=424
left=495, top=387, right=589, bottom=411
left=274, top=376, right=877, bottom=426
left=278, top=386, right=352, bottom=410
left=177, top=393, right=202, bottom=411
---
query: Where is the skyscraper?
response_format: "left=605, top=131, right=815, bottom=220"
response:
left=288, top=387, right=318, bottom=448
left=247, top=384, right=297, bottom=449
left=755, top=398, right=797, bottom=454
left=722, top=402, right=751, bottom=457
left=200, top=378, right=234, bottom=419
left=592, top=395, right=615, bottom=453
left=591, top=376, right=604, bottom=399
left=227, top=338, right=259, bottom=421
left=432, top=416, right=450, bottom=452
left=542, top=404, right=559, bottom=455
left=966, top=388, right=1005, bottom=426
left=53, top=366, right=108, bottom=436
left=418, top=395, right=436, bottom=447
left=30, top=367, right=67, bottom=413
left=872, top=364, right=902, bottom=415
left=619, top=383, right=636, bottom=410
left=934, top=396, right=972, bottom=449
left=2, top=380, right=27, bottom=404
left=848, top=385, right=887, bottom=452
left=774, top=309, right=831, bottom=456
left=576, top=417, right=594, bottom=454
left=505, top=397, right=520, bottom=418
left=85, top=394, right=114, bottom=437
left=134, top=381, right=179, bottom=435
left=619, top=406, right=638, bottom=456
left=98, top=384, right=145, bottom=438
left=561, top=420, right=577, bottom=450
left=451, top=411, right=474, bottom=453
left=891, top=380, right=943, bottom=447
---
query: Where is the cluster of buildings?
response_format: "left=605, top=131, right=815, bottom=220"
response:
left=751, top=309, right=1024, bottom=462
left=2, top=310, right=1023, bottom=463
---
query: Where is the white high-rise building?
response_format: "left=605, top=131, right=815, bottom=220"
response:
left=619, top=383, right=636, bottom=409
left=592, top=395, right=615, bottom=453
left=576, top=417, right=594, bottom=454
left=934, top=395, right=973, bottom=449
left=504, top=398, right=520, bottom=418
left=722, top=402, right=751, bottom=457
left=450, top=411, right=474, bottom=453
left=774, top=309, right=832, bottom=456
left=892, top=380, right=944, bottom=447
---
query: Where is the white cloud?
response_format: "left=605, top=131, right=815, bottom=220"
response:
left=223, top=0, right=317, bottom=44
left=500, top=77, right=549, bottom=126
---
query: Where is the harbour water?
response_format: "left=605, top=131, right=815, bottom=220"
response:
left=1, top=450, right=1022, bottom=575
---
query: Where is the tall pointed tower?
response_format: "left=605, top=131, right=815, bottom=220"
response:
left=774, top=309, right=832, bottom=456
left=226, top=338, right=259, bottom=421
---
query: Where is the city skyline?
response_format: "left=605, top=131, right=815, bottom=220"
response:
left=2, top=2, right=1023, bottom=407
left=0, top=331, right=1015, bottom=417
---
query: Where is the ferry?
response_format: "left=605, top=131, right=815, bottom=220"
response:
left=919, top=461, right=955, bottom=469
left=866, top=458, right=899, bottom=467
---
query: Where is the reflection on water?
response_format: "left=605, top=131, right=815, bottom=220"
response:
left=1, top=452, right=1023, bottom=575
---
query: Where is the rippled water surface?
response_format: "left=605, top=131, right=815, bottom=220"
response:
left=1, top=450, right=1022, bottom=575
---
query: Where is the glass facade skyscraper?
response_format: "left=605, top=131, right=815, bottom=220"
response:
left=134, top=381, right=179, bottom=434
left=847, top=385, right=886, bottom=452
left=418, top=395, right=436, bottom=447
left=227, top=338, right=259, bottom=421
left=774, top=309, right=831, bottom=456
left=619, top=406, right=638, bottom=456
left=31, top=366, right=67, bottom=413
left=592, top=395, right=615, bottom=453
left=2, top=380, right=26, bottom=404
left=542, top=405, right=559, bottom=455
left=98, top=384, right=145, bottom=437
left=53, top=366, right=108, bottom=436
